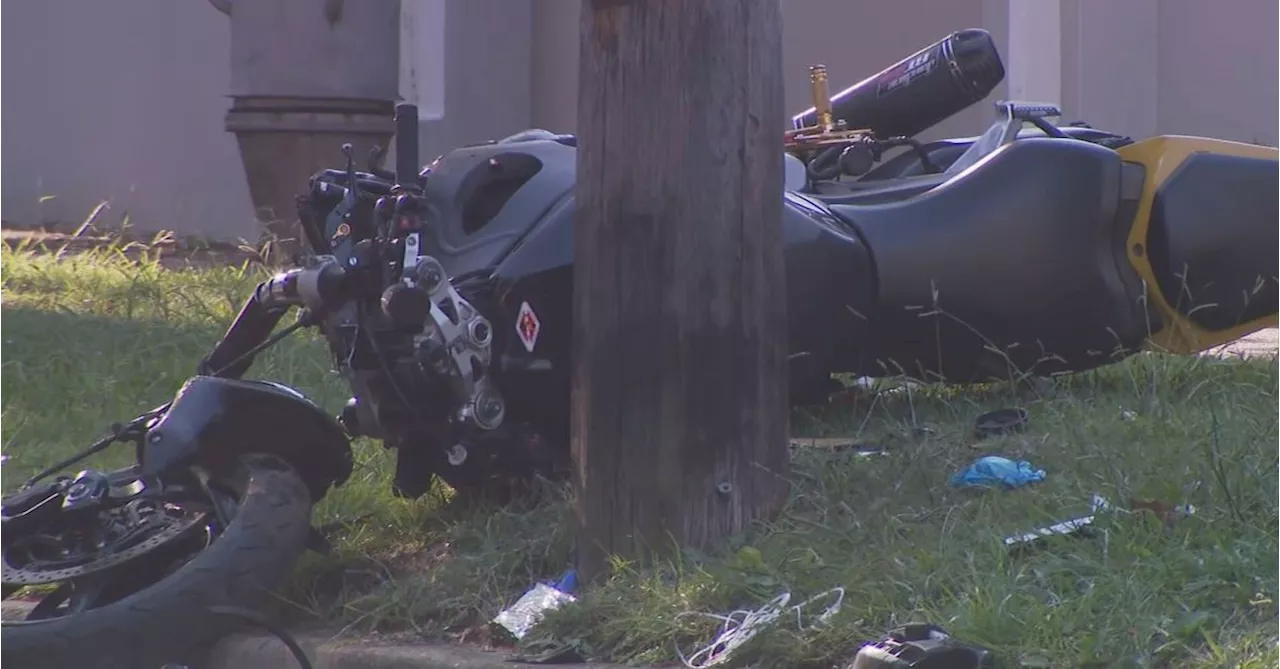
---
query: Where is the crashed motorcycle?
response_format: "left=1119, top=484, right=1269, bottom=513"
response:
left=3, top=29, right=1276, bottom=669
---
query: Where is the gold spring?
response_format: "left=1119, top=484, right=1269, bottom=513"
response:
left=809, top=64, right=834, bottom=131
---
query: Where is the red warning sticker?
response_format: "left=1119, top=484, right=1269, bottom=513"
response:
left=516, top=301, right=541, bottom=353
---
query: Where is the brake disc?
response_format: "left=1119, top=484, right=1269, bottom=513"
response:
left=2, top=506, right=209, bottom=586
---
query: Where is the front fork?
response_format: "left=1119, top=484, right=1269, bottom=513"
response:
left=197, top=291, right=289, bottom=380
left=190, top=271, right=348, bottom=555
left=198, top=257, right=349, bottom=379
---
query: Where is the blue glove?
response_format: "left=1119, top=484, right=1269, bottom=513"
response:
left=950, top=456, right=1046, bottom=489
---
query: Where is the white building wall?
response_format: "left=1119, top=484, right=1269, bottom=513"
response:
left=1, top=0, right=1274, bottom=239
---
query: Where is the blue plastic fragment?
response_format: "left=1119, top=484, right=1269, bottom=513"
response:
left=950, top=456, right=1046, bottom=489
left=552, top=569, right=578, bottom=594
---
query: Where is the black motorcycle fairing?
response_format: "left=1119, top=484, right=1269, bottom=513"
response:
left=486, top=189, right=877, bottom=413
left=141, top=376, right=353, bottom=502
left=418, top=138, right=577, bottom=278
left=833, top=137, right=1151, bottom=381
left=1147, top=152, right=1279, bottom=332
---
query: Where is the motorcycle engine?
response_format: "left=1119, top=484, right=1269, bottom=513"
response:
left=297, top=175, right=507, bottom=477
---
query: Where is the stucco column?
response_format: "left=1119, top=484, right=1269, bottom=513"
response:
left=1005, top=0, right=1062, bottom=106
left=1059, top=0, right=1159, bottom=137
left=400, top=0, right=446, bottom=122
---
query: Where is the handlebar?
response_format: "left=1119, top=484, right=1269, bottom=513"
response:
left=310, top=170, right=395, bottom=199
left=256, top=261, right=350, bottom=312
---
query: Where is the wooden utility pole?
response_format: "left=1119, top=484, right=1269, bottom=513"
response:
left=571, top=0, right=790, bottom=582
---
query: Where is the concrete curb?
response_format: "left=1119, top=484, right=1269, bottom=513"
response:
left=203, top=633, right=631, bottom=669
left=1207, top=328, right=1278, bottom=359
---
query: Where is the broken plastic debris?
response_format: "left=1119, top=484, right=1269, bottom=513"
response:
left=1005, top=495, right=1200, bottom=550
left=788, top=438, right=888, bottom=457
left=850, top=623, right=997, bottom=669
left=493, top=582, right=577, bottom=640
left=1003, top=495, right=1112, bottom=549
left=950, top=456, right=1046, bottom=489
left=676, top=588, right=844, bottom=668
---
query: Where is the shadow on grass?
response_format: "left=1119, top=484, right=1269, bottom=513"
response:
left=1, top=305, right=232, bottom=480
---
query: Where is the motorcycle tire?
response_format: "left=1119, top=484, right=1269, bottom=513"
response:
left=1, top=453, right=314, bottom=669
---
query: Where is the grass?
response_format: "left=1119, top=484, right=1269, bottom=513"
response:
left=2, top=239, right=1277, bottom=668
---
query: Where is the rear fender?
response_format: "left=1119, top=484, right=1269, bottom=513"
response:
left=141, top=376, right=353, bottom=502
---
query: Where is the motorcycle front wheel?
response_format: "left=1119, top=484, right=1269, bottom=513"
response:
left=1, top=453, right=313, bottom=669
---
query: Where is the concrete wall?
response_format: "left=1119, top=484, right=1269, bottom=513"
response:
left=418, top=0, right=533, bottom=161
left=1156, top=0, right=1278, bottom=145
left=526, top=0, right=1011, bottom=142
left=1, top=0, right=258, bottom=240
left=1059, top=0, right=1160, bottom=138
left=3, top=0, right=1275, bottom=240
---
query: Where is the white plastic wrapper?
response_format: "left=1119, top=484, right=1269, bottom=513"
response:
left=493, top=583, right=577, bottom=640
left=1004, top=495, right=1111, bottom=548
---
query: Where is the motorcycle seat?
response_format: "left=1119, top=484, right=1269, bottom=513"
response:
left=805, top=173, right=953, bottom=205
left=828, top=136, right=1151, bottom=380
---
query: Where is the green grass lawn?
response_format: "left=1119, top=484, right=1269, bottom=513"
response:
left=2, top=241, right=1277, bottom=668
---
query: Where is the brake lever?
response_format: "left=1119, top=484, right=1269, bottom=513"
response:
left=366, top=145, right=396, bottom=181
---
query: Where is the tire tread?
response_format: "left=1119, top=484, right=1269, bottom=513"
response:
left=2, top=456, right=314, bottom=669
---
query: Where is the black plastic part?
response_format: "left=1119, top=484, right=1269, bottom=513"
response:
left=306, top=527, right=333, bottom=556
left=338, top=398, right=364, bottom=437
left=791, top=29, right=1005, bottom=139
left=392, top=439, right=438, bottom=499
left=833, top=137, right=1150, bottom=381
left=974, top=407, right=1029, bottom=438
left=141, top=376, right=354, bottom=502
left=394, top=103, right=420, bottom=189
left=417, top=140, right=575, bottom=278
left=488, top=188, right=877, bottom=420
left=0, top=484, right=63, bottom=535
left=1146, top=152, right=1279, bottom=331
left=380, top=283, right=432, bottom=333
left=850, top=623, right=997, bottom=669
left=297, top=194, right=331, bottom=255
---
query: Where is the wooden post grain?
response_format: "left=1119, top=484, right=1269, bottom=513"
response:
left=572, top=0, right=791, bottom=582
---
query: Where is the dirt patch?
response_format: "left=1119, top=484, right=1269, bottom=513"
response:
left=2, top=228, right=264, bottom=269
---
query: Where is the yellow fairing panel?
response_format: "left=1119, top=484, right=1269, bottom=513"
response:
left=1117, top=136, right=1279, bottom=354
